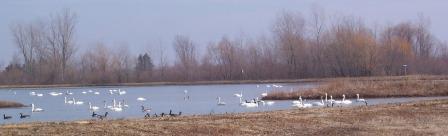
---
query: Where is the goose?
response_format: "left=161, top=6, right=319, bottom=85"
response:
left=217, top=97, right=226, bottom=106
left=3, top=114, right=12, bottom=120
left=168, top=110, right=182, bottom=117
left=31, top=103, right=44, bottom=112
left=92, top=112, right=98, bottom=117
left=64, top=97, right=74, bottom=104
left=19, top=113, right=30, bottom=119
left=141, top=106, right=151, bottom=112
left=89, top=102, right=100, bottom=111
left=137, top=97, right=147, bottom=101
left=73, top=98, right=84, bottom=105
left=356, top=94, right=368, bottom=106
left=96, top=112, right=108, bottom=120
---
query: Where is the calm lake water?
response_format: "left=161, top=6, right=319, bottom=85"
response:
left=0, top=83, right=447, bottom=125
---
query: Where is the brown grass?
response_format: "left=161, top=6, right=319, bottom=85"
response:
left=1, top=99, right=448, bottom=136
left=263, top=75, right=448, bottom=100
left=0, top=101, right=25, bottom=108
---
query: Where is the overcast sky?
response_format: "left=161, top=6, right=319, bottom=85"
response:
left=1, top=0, right=447, bottom=66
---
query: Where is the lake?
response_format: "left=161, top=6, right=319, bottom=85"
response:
left=0, top=83, right=446, bottom=124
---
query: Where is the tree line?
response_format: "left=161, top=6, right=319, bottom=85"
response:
left=1, top=9, right=448, bottom=85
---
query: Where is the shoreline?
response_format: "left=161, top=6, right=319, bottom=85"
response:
left=1, top=99, right=447, bottom=135
left=0, top=75, right=444, bottom=89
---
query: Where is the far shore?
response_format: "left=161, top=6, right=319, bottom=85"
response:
left=0, top=75, right=444, bottom=89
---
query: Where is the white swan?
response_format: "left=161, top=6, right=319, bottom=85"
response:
left=261, top=90, right=268, bottom=97
left=292, top=96, right=302, bottom=105
left=49, top=92, right=61, bottom=96
left=241, top=102, right=258, bottom=108
left=356, top=94, right=368, bottom=105
left=31, top=103, right=44, bottom=112
left=94, top=92, right=100, bottom=95
left=64, top=97, right=74, bottom=104
left=234, top=91, right=243, bottom=98
left=73, top=98, right=84, bottom=105
left=341, top=94, right=352, bottom=104
left=292, top=96, right=312, bottom=108
left=36, top=93, right=43, bottom=97
left=89, top=102, right=99, bottom=111
left=217, top=97, right=226, bottom=106
left=137, top=97, right=147, bottom=101
left=332, top=94, right=352, bottom=107
left=66, top=90, right=73, bottom=95
left=29, top=91, right=36, bottom=96
left=118, top=89, right=126, bottom=95
left=265, top=101, right=275, bottom=106
left=312, top=96, right=325, bottom=106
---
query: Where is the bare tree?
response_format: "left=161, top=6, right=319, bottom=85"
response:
left=47, top=9, right=77, bottom=82
left=173, top=35, right=198, bottom=81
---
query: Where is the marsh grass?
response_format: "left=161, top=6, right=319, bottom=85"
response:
left=263, top=75, right=448, bottom=100
left=0, top=101, right=25, bottom=108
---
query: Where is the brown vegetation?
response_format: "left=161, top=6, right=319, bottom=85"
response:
left=2, top=9, right=448, bottom=85
left=263, top=75, right=448, bottom=100
left=0, top=100, right=25, bottom=108
left=1, top=99, right=448, bottom=135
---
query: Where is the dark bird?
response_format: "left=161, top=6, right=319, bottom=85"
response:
left=3, top=114, right=12, bottom=120
left=92, top=112, right=98, bottom=117
left=19, top=113, right=30, bottom=119
left=96, top=112, right=108, bottom=120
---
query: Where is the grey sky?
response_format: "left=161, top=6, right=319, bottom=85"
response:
left=1, top=0, right=447, bottom=66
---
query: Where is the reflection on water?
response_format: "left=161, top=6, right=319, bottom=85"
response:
left=0, top=83, right=446, bottom=124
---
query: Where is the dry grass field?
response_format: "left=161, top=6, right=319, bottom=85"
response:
left=1, top=99, right=448, bottom=136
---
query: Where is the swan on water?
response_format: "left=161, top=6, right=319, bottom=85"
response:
left=31, top=103, right=44, bottom=112
left=89, top=102, right=100, bottom=111
left=356, top=94, right=368, bottom=106
left=217, top=97, right=226, bottom=106
left=137, top=97, right=147, bottom=101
